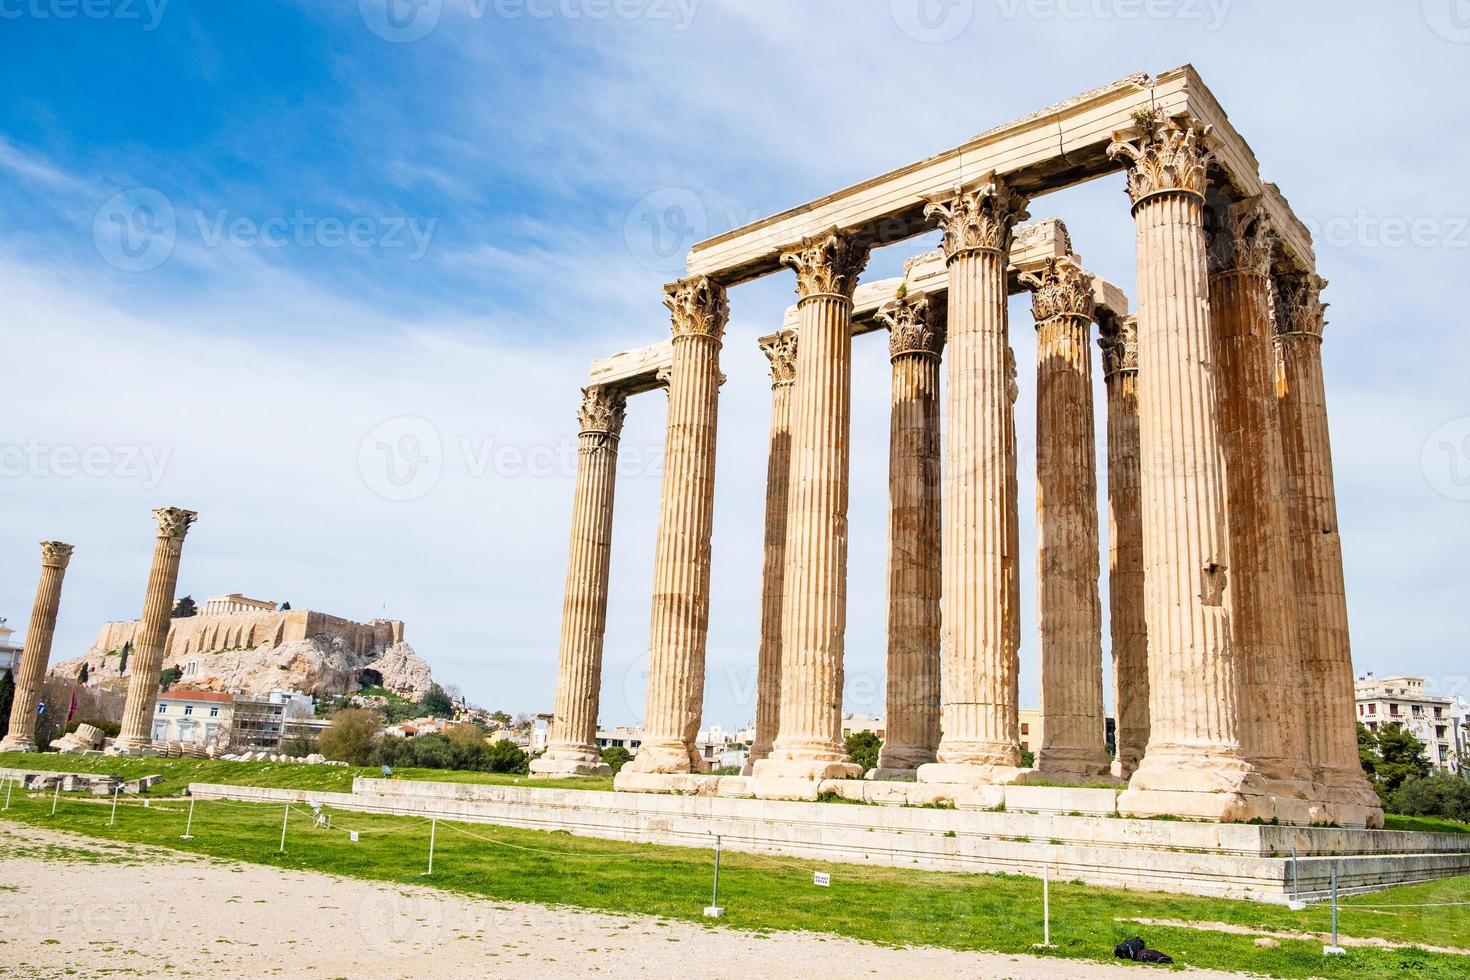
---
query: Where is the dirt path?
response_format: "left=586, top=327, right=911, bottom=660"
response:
left=0, top=823, right=1245, bottom=979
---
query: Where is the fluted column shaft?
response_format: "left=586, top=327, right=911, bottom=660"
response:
left=1275, top=273, right=1380, bottom=821
left=1100, top=319, right=1148, bottom=780
left=1109, top=118, right=1266, bottom=819
left=533, top=386, right=627, bottom=777
left=759, top=230, right=868, bottom=780
left=746, top=333, right=798, bottom=774
left=1027, top=260, right=1109, bottom=777
left=115, top=508, right=197, bottom=753
left=875, top=298, right=944, bottom=775
left=0, top=542, right=74, bottom=753
left=1209, top=209, right=1310, bottom=791
left=628, top=278, right=727, bottom=775
left=918, top=178, right=1029, bottom=781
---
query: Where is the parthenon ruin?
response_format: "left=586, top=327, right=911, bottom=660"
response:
left=531, top=66, right=1380, bottom=828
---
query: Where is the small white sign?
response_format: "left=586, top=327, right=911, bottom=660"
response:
left=813, top=872, right=831, bottom=888
left=349, top=831, right=360, bottom=843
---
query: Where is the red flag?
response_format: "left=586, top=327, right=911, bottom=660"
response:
left=65, top=691, right=78, bottom=724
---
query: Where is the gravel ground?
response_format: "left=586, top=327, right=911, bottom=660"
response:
left=0, top=823, right=1246, bottom=979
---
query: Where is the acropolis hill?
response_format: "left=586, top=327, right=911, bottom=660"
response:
left=51, top=593, right=433, bottom=701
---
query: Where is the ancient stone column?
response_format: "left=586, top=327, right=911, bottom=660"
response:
left=1023, top=258, right=1111, bottom=779
left=1099, top=316, right=1149, bottom=780
left=1108, top=116, right=1269, bottom=821
left=1207, top=202, right=1314, bottom=802
left=871, top=294, right=945, bottom=779
left=622, top=277, right=728, bottom=777
left=1275, top=271, right=1383, bottom=827
left=755, top=229, right=869, bottom=784
left=114, top=507, right=197, bottom=754
left=0, top=542, right=75, bottom=754
left=918, top=176, right=1030, bottom=784
left=532, top=385, right=628, bottom=778
left=745, top=331, right=798, bottom=775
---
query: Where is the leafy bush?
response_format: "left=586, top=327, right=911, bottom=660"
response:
left=372, top=731, right=529, bottom=775
left=1388, top=773, right=1470, bottom=823
left=318, top=709, right=382, bottom=766
left=601, top=746, right=633, bottom=775
left=844, top=730, right=881, bottom=774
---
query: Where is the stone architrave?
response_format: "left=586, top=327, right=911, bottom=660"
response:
left=745, top=331, right=798, bottom=775
left=1107, top=115, right=1270, bottom=822
left=1099, top=316, right=1149, bottom=780
left=114, top=508, right=198, bottom=754
left=532, top=385, right=629, bottom=778
left=0, top=542, right=75, bottom=754
left=755, top=229, right=870, bottom=784
left=623, top=277, right=728, bottom=776
left=871, top=293, right=945, bottom=779
left=1023, top=258, right=1111, bottom=778
left=917, top=175, right=1030, bottom=785
left=1274, top=272, right=1383, bottom=827
left=1207, top=202, right=1314, bottom=803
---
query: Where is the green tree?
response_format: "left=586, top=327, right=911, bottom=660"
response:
left=844, top=730, right=882, bottom=774
left=601, top=746, right=633, bottom=775
left=172, top=595, right=198, bottom=618
left=319, top=709, right=383, bottom=766
left=159, top=665, right=183, bottom=692
left=420, top=684, right=454, bottom=718
left=484, top=738, right=529, bottom=774
left=1019, top=746, right=1036, bottom=769
left=1358, top=723, right=1379, bottom=779
left=0, top=670, right=14, bottom=742
left=489, top=710, right=513, bottom=728
left=1374, top=723, right=1432, bottom=793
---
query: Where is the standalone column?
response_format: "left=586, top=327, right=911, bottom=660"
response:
left=1024, top=259, right=1111, bottom=778
left=532, top=385, right=628, bottom=778
left=1208, top=203, right=1314, bottom=801
left=745, top=332, right=798, bottom=775
left=1099, top=316, right=1149, bottom=780
left=114, top=507, right=197, bottom=754
left=622, top=277, right=728, bottom=778
left=755, top=229, right=869, bottom=784
left=0, top=542, right=75, bottom=753
left=1275, top=272, right=1382, bottom=827
left=918, top=176, right=1030, bottom=784
left=1108, top=117, right=1269, bottom=821
left=872, top=294, right=945, bottom=779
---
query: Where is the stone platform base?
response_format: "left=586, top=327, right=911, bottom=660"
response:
left=186, top=777, right=1470, bottom=903
left=529, top=757, right=612, bottom=778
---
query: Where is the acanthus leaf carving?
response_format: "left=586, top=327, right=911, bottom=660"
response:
left=39, top=540, right=75, bottom=568
left=924, top=175, right=1030, bottom=260
left=1107, top=110, right=1214, bottom=206
left=1208, top=197, right=1276, bottom=279
left=577, top=385, right=628, bottom=437
left=1274, top=272, right=1329, bottom=340
left=664, top=275, right=729, bottom=341
left=1019, top=257, right=1096, bottom=323
left=153, top=507, right=198, bottom=542
left=1098, top=315, right=1139, bottom=380
left=876, top=293, right=947, bottom=360
left=779, top=228, right=869, bottom=300
left=760, top=331, right=799, bottom=387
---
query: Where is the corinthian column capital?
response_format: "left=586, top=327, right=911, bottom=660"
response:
left=924, top=174, right=1030, bottom=260
left=876, top=291, right=947, bottom=360
left=780, top=229, right=869, bottom=301
left=153, top=507, right=197, bottom=542
left=664, top=275, right=729, bottom=341
left=1020, top=257, right=1096, bottom=323
left=1208, top=198, right=1276, bottom=278
left=577, top=385, right=628, bottom=437
left=1098, top=315, right=1139, bottom=381
left=1275, top=272, right=1329, bottom=341
left=760, top=331, right=799, bottom=387
left=39, top=541, right=75, bottom=568
left=1107, top=111, right=1214, bottom=208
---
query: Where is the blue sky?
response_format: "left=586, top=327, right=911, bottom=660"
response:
left=1, top=0, right=1467, bottom=727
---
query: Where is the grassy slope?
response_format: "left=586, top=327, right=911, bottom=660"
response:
left=0, top=752, right=614, bottom=794
left=1, top=759, right=1467, bottom=978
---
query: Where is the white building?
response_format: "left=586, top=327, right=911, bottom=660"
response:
left=0, top=621, right=20, bottom=679
left=153, top=690, right=234, bottom=746
left=1355, top=674, right=1467, bottom=772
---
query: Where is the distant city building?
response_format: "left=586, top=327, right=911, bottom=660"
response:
left=152, top=688, right=314, bottom=752
left=1356, top=674, right=1467, bottom=772
left=840, top=714, right=885, bottom=740
left=0, top=621, right=20, bottom=679
left=199, top=593, right=281, bottom=617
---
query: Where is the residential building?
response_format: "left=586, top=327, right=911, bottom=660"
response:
left=1356, top=674, right=1464, bottom=772
left=153, top=690, right=234, bottom=746
left=0, top=621, right=20, bottom=679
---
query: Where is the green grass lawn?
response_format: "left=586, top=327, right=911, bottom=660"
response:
left=1384, top=813, right=1470, bottom=835
left=1, top=770, right=1466, bottom=979
left=0, top=751, right=614, bottom=795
